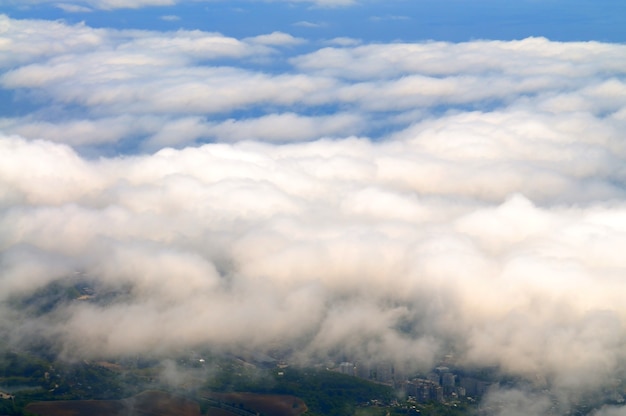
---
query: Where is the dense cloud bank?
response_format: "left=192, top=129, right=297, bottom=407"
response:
left=2, top=14, right=626, bottom=415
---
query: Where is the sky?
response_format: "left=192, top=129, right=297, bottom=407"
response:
left=1, top=1, right=626, bottom=415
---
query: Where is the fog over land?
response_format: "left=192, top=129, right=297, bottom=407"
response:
left=1, top=11, right=626, bottom=415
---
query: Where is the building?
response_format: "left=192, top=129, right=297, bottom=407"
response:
left=404, top=379, right=444, bottom=403
left=459, top=377, right=495, bottom=398
left=338, top=362, right=356, bottom=376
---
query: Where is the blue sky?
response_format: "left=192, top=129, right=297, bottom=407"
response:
left=4, top=0, right=626, bottom=43
left=2, top=2, right=626, bottom=414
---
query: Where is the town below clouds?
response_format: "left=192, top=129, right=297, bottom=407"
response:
left=1, top=12, right=626, bottom=416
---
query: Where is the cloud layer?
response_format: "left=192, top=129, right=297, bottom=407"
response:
left=1, top=15, right=625, bottom=155
left=1, top=13, right=626, bottom=415
left=0, top=0, right=355, bottom=11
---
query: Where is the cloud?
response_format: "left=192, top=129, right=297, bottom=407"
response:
left=594, top=406, right=626, bottom=416
left=290, top=37, right=626, bottom=81
left=1, top=15, right=624, bottom=154
left=325, top=36, right=362, bottom=46
left=479, top=388, right=554, bottom=416
left=55, top=2, right=94, bottom=12
left=0, top=116, right=157, bottom=146
left=3, top=115, right=626, bottom=382
left=1, top=0, right=358, bottom=11
left=0, top=18, right=330, bottom=117
left=0, top=112, right=365, bottom=151
left=244, top=31, right=306, bottom=46
left=1, top=13, right=626, bottom=414
left=0, top=15, right=106, bottom=68
left=1, top=0, right=176, bottom=10
left=160, top=14, right=180, bottom=21
left=143, top=112, right=364, bottom=149
left=292, top=20, right=326, bottom=28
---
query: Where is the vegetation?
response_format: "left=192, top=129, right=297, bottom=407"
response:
left=0, top=348, right=480, bottom=416
left=266, top=368, right=394, bottom=416
left=197, top=358, right=395, bottom=416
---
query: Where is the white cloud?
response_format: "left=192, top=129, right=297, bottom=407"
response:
left=3, top=118, right=626, bottom=382
left=0, top=0, right=359, bottom=11
left=325, top=36, right=362, bottom=46
left=95, top=0, right=175, bottom=8
left=0, top=15, right=107, bottom=68
left=0, top=115, right=160, bottom=146
left=292, top=20, right=326, bottom=28
left=245, top=31, right=306, bottom=46
left=160, top=14, right=180, bottom=21
left=480, top=388, right=554, bottom=416
left=2, top=16, right=624, bottom=153
left=2, top=14, right=626, bottom=410
left=143, top=112, right=365, bottom=149
left=594, top=406, right=626, bottom=416
left=55, top=2, right=93, bottom=12
left=290, top=37, right=626, bottom=80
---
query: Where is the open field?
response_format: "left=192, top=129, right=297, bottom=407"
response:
left=202, top=391, right=307, bottom=416
left=25, top=389, right=306, bottom=416
left=25, top=390, right=201, bottom=416
left=205, top=409, right=239, bottom=416
left=25, top=400, right=126, bottom=416
left=355, top=407, right=389, bottom=416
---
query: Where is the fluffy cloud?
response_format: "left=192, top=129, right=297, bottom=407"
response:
left=479, top=388, right=555, bottom=416
left=1, top=13, right=626, bottom=414
left=1, top=15, right=625, bottom=153
left=3, top=118, right=626, bottom=387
